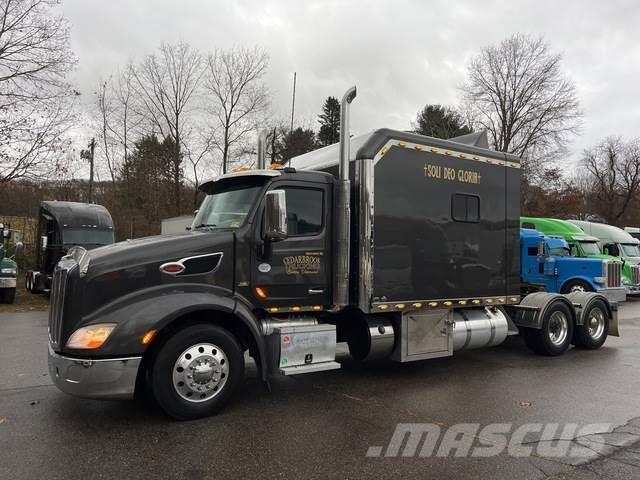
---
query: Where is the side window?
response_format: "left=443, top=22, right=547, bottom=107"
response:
left=527, top=247, right=538, bottom=256
left=452, top=193, right=480, bottom=223
left=283, top=187, right=323, bottom=236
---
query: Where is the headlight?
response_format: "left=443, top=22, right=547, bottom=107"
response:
left=66, top=323, right=116, bottom=349
left=594, top=277, right=605, bottom=285
left=0, top=268, right=16, bottom=275
left=623, top=277, right=630, bottom=285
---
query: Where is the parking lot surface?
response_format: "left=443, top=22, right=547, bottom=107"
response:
left=1, top=302, right=640, bottom=479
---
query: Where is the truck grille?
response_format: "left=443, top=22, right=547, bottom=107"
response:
left=607, top=261, right=622, bottom=288
left=632, top=264, right=640, bottom=285
left=48, top=267, right=69, bottom=349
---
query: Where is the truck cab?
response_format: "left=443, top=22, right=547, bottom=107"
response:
left=570, top=220, right=640, bottom=294
left=0, top=223, right=19, bottom=304
left=520, top=228, right=625, bottom=302
left=26, top=201, right=115, bottom=294
left=520, top=217, right=640, bottom=296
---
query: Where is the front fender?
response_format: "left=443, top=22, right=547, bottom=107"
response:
left=66, top=284, right=265, bottom=363
left=559, top=275, right=598, bottom=292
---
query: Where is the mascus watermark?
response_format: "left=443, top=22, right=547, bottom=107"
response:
left=366, top=423, right=611, bottom=458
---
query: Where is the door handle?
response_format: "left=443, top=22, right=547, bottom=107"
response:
left=308, top=289, right=324, bottom=294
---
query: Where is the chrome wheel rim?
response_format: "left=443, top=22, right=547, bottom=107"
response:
left=570, top=284, right=586, bottom=293
left=548, top=311, right=569, bottom=346
left=172, top=343, right=228, bottom=403
left=587, top=307, right=606, bottom=340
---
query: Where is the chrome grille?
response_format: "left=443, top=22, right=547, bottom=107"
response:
left=632, top=265, right=640, bottom=285
left=48, top=267, right=68, bottom=348
left=607, top=261, right=622, bottom=288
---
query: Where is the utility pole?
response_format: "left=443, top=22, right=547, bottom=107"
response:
left=290, top=72, right=296, bottom=132
left=80, top=138, right=96, bottom=203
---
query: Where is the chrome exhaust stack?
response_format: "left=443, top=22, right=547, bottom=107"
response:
left=256, top=129, right=268, bottom=169
left=334, top=86, right=357, bottom=309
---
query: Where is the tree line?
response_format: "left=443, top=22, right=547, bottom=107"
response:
left=1, top=1, right=639, bottom=240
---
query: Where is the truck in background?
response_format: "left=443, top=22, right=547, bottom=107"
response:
left=47, top=87, right=619, bottom=420
left=624, top=226, right=640, bottom=241
left=571, top=220, right=640, bottom=265
left=521, top=217, right=640, bottom=296
left=0, top=223, right=21, bottom=304
left=26, top=202, right=115, bottom=294
left=520, top=228, right=625, bottom=302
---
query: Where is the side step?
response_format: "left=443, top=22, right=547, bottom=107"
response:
left=266, top=324, right=341, bottom=376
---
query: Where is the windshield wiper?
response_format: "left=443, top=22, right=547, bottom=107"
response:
left=193, top=223, right=217, bottom=229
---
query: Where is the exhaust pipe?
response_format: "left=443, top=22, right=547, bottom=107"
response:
left=334, top=86, right=357, bottom=309
left=256, top=129, right=268, bottom=169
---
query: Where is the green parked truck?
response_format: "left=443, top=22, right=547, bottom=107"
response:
left=520, top=217, right=640, bottom=296
left=0, top=223, right=20, bottom=304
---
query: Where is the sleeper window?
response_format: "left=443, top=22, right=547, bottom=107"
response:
left=452, top=193, right=480, bottom=223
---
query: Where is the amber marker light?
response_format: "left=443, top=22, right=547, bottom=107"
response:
left=142, top=329, right=158, bottom=346
left=255, top=287, right=268, bottom=299
left=378, top=305, right=389, bottom=310
left=291, top=306, right=301, bottom=312
left=429, top=302, right=438, bottom=308
left=413, top=303, right=423, bottom=309
left=312, top=306, right=322, bottom=311
left=414, top=145, right=423, bottom=151
left=430, top=147, right=439, bottom=153
left=458, top=300, right=467, bottom=305
left=443, top=301, right=453, bottom=306
left=472, top=299, right=481, bottom=304
left=269, top=307, right=279, bottom=313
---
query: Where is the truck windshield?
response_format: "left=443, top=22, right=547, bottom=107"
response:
left=549, top=247, right=569, bottom=256
left=620, top=243, right=640, bottom=257
left=193, top=183, right=263, bottom=230
left=63, top=229, right=115, bottom=246
left=579, top=241, right=601, bottom=256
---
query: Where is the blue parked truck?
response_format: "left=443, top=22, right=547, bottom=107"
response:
left=520, top=228, right=625, bottom=302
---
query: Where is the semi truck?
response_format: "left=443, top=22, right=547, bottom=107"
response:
left=48, top=87, right=619, bottom=420
left=570, top=220, right=640, bottom=266
left=0, top=223, right=21, bottom=304
left=521, top=217, right=640, bottom=296
left=520, top=228, right=624, bottom=301
left=26, top=201, right=115, bottom=294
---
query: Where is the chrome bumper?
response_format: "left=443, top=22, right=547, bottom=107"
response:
left=625, top=285, right=640, bottom=296
left=48, top=344, right=141, bottom=400
left=597, top=287, right=626, bottom=304
left=0, top=277, right=16, bottom=288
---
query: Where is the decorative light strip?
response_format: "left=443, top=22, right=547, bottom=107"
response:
left=371, top=295, right=521, bottom=312
left=378, top=141, right=521, bottom=169
left=267, top=305, right=323, bottom=314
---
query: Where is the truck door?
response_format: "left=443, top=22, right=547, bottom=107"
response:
left=252, top=181, right=332, bottom=309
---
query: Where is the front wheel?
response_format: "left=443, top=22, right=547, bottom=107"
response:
left=0, top=288, right=16, bottom=304
left=150, top=324, right=245, bottom=420
left=573, top=299, right=609, bottom=349
left=522, top=301, right=574, bottom=356
left=561, top=279, right=593, bottom=294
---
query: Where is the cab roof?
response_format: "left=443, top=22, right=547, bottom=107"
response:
left=520, top=217, right=598, bottom=242
left=569, top=220, right=640, bottom=245
left=289, top=128, right=521, bottom=171
left=40, top=201, right=114, bottom=230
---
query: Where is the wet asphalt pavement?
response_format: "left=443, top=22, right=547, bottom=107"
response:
left=1, top=303, right=640, bottom=480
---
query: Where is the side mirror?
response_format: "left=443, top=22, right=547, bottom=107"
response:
left=537, top=241, right=545, bottom=256
left=41, top=235, right=48, bottom=250
left=264, top=190, right=287, bottom=242
left=15, top=241, right=23, bottom=250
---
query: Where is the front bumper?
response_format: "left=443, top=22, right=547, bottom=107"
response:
left=625, top=284, right=640, bottom=296
left=597, top=286, right=626, bottom=304
left=0, top=277, right=16, bottom=288
left=48, top=344, right=141, bottom=400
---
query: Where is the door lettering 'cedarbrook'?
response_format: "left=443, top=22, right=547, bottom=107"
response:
left=283, top=254, right=321, bottom=275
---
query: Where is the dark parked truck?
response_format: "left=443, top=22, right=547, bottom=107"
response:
left=0, top=223, right=20, bottom=304
left=520, top=228, right=625, bottom=302
left=26, top=201, right=115, bottom=294
left=48, top=87, right=619, bottom=420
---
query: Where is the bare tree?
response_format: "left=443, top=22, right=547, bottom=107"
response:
left=204, top=47, right=270, bottom=173
left=183, top=128, right=216, bottom=209
left=0, top=0, right=77, bottom=184
left=460, top=34, right=581, bottom=174
left=132, top=42, right=203, bottom=213
left=582, top=137, right=640, bottom=225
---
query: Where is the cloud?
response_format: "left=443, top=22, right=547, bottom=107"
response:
left=62, top=0, right=640, bottom=165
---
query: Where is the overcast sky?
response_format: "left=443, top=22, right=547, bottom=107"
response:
left=61, top=0, right=640, bottom=166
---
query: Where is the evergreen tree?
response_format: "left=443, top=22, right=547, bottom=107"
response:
left=414, top=105, right=471, bottom=139
left=317, top=96, right=341, bottom=146
left=281, top=128, right=318, bottom=162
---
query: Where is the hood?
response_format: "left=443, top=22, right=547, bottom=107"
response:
left=80, top=230, right=236, bottom=315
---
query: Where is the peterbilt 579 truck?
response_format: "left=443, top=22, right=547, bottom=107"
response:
left=48, top=87, right=619, bottom=420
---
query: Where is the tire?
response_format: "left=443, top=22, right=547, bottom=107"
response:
left=522, top=301, right=574, bottom=356
left=561, top=279, right=593, bottom=294
left=150, top=323, right=244, bottom=420
left=0, top=288, right=16, bottom=304
left=573, top=299, right=609, bottom=349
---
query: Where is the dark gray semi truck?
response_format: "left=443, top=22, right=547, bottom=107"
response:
left=48, top=87, right=619, bottom=420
